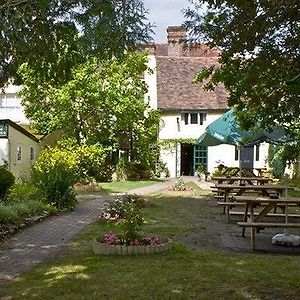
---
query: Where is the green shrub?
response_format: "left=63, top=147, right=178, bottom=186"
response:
left=33, top=147, right=78, bottom=210
left=5, top=183, right=44, bottom=204
left=0, top=167, right=15, bottom=199
left=0, top=203, right=18, bottom=224
left=0, top=200, right=49, bottom=225
left=268, top=145, right=285, bottom=178
left=58, top=140, right=111, bottom=182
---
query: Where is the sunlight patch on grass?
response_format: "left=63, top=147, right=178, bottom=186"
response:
left=44, top=265, right=89, bottom=282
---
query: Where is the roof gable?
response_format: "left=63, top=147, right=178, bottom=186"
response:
left=156, top=56, right=228, bottom=111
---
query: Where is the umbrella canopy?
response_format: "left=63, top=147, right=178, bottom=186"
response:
left=197, top=109, right=291, bottom=147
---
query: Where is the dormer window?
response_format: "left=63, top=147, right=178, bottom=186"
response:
left=182, top=112, right=207, bottom=125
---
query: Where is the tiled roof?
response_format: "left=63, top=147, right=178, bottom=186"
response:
left=156, top=56, right=228, bottom=111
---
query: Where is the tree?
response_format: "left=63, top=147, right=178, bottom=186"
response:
left=184, top=0, right=300, bottom=135
left=0, top=0, right=153, bottom=87
left=19, top=52, right=160, bottom=167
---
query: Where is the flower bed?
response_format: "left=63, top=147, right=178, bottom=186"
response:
left=93, top=237, right=172, bottom=255
left=94, top=194, right=171, bottom=255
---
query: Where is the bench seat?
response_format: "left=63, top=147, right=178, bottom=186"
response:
left=237, top=222, right=300, bottom=228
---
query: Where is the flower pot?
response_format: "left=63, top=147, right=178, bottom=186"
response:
left=92, top=238, right=172, bottom=255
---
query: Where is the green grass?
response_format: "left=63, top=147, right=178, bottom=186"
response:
left=76, top=179, right=162, bottom=198
left=1, top=190, right=300, bottom=299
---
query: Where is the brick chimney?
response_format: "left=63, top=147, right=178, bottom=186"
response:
left=167, top=26, right=187, bottom=57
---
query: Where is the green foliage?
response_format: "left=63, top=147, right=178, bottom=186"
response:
left=168, top=178, right=194, bottom=192
left=33, top=147, right=78, bottom=210
left=115, top=157, right=128, bottom=182
left=0, top=199, right=50, bottom=225
left=58, top=140, right=111, bottom=182
left=117, top=200, right=144, bottom=243
left=154, top=160, right=170, bottom=178
left=196, top=163, right=206, bottom=175
left=102, top=194, right=147, bottom=220
left=5, top=183, right=44, bottom=204
left=0, top=167, right=15, bottom=199
left=0, top=0, right=153, bottom=87
left=19, top=52, right=160, bottom=179
left=184, top=0, right=300, bottom=135
left=268, top=145, right=285, bottom=178
left=101, top=194, right=146, bottom=244
left=20, top=53, right=152, bottom=138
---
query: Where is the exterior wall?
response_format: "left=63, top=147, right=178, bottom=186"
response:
left=0, top=84, right=29, bottom=124
left=158, top=111, right=269, bottom=178
left=0, top=139, right=9, bottom=165
left=144, top=54, right=158, bottom=109
left=8, top=126, right=40, bottom=181
left=159, top=111, right=222, bottom=140
left=160, top=145, right=180, bottom=178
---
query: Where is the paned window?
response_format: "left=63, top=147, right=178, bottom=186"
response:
left=30, top=146, right=35, bottom=161
left=17, top=145, right=22, bottom=161
left=182, top=112, right=207, bottom=125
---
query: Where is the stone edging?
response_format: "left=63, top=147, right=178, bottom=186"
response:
left=0, top=211, right=50, bottom=242
left=93, top=238, right=172, bottom=255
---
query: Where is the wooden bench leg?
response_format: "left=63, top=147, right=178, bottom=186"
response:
left=251, top=226, right=256, bottom=251
left=242, top=203, right=249, bottom=237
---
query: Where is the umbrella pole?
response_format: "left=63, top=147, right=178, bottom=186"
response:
left=238, top=145, right=242, bottom=179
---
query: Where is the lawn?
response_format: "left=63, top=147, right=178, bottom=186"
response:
left=1, top=182, right=300, bottom=299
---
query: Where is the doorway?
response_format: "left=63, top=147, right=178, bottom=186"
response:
left=240, top=146, right=254, bottom=169
left=180, top=144, right=193, bottom=176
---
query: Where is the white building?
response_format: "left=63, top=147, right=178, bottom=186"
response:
left=144, top=26, right=268, bottom=177
left=0, top=84, right=29, bottom=124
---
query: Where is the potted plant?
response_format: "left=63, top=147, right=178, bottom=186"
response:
left=93, top=194, right=172, bottom=255
left=196, top=164, right=208, bottom=181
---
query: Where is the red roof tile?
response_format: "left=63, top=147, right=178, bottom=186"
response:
left=156, top=56, right=228, bottom=111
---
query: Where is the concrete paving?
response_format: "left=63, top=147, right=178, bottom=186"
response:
left=0, top=195, right=110, bottom=286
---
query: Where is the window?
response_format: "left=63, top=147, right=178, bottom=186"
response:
left=182, top=112, right=207, bottom=125
left=0, top=94, right=21, bottom=109
left=30, top=146, right=35, bottom=161
left=16, top=145, right=22, bottom=161
left=190, top=113, right=198, bottom=124
left=255, top=144, right=260, bottom=161
left=194, top=145, right=208, bottom=174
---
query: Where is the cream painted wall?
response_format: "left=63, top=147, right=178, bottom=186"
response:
left=8, top=126, right=40, bottom=181
left=144, top=54, right=269, bottom=178
left=158, top=111, right=269, bottom=177
left=144, top=54, right=158, bottom=109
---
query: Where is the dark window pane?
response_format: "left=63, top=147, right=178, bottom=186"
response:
left=190, top=113, right=198, bottom=124
left=183, top=113, right=189, bottom=125
left=256, top=145, right=260, bottom=161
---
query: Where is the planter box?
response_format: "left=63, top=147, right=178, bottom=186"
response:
left=93, top=238, right=172, bottom=255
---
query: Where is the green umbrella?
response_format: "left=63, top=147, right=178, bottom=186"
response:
left=197, top=108, right=291, bottom=147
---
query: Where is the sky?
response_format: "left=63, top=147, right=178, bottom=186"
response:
left=144, top=0, right=191, bottom=43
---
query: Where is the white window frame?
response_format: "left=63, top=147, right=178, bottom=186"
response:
left=16, top=145, right=22, bottom=162
left=182, top=112, right=207, bottom=126
left=29, top=146, right=35, bottom=161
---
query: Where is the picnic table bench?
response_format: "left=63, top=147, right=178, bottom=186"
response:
left=211, top=176, right=271, bottom=185
left=234, top=196, right=300, bottom=250
left=212, top=184, right=285, bottom=221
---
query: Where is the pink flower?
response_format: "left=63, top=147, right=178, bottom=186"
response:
left=129, top=239, right=140, bottom=246
left=147, top=236, right=161, bottom=245
left=104, top=232, right=119, bottom=245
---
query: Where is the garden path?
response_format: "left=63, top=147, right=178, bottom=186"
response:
left=0, top=178, right=177, bottom=287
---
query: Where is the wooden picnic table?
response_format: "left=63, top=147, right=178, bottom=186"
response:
left=211, top=176, right=271, bottom=185
left=213, top=183, right=285, bottom=198
left=212, top=183, right=285, bottom=221
left=234, top=196, right=300, bottom=250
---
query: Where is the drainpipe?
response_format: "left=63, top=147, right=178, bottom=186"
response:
left=175, top=142, right=178, bottom=178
